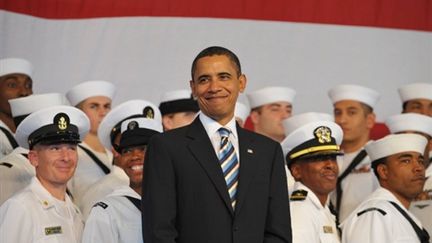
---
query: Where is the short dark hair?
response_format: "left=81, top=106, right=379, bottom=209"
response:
left=371, top=157, right=387, bottom=179
left=191, top=46, right=241, bottom=80
left=360, top=103, right=373, bottom=115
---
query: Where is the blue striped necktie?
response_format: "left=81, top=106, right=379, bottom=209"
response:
left=218, top=127, right=239, bottom=209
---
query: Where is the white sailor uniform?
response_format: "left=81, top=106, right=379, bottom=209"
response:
left=342, top=187, right=427, bottom=243
left=82, top=185, right=142, bottom=243
left=0, top=147, right=33, bottom=205
left=79, top=165, right=129, bottom=220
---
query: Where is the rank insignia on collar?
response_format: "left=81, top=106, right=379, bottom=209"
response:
left=45, top=226, right=62, bottom=235
left=323, top=226, right=333, bottom=234
left=290, top=189, right=308, bottom=201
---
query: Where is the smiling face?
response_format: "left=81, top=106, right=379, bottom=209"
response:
left=378, top=151, right=426, bottom=206
left=190, top=55, right=246, bottom=125
left=29, top=143, right=78, bottom=191
left=120, top=145, right=146, bottom=191
left=290, top=154, right=339, bottom=205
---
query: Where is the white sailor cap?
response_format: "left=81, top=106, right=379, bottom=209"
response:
left=247, top=86, right=296, bottom=109
left=118, top=117, right=163, bottom=150
left=9, top=93, right=66, bottom=127
left=66, top=80, right=116, bottom=106
left=235, top=102, right=250, bottom=123
left=0, top=58, right=33, bottom=78
left=98, top=99, right=162, bottom=149
left=15, top=105, right=90, bottom=149
left=385, top=113, right=432, bottom=138
left=281, top=120, right=343, bottom=164
left=398, top=83, right=432, bottom=102
left=159, top=89, right=199, bottom=115
left=365, top=133, right=428, bottom=163
left=328, top=84, right=380, bottom=109
left=282, top=112, right=334, bottom=137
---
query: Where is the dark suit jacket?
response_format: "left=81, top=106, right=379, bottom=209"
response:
left=142, top=118, right=292, bottom=243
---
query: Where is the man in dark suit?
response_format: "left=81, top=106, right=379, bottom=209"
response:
left=142, top=46, right=292, bottom=243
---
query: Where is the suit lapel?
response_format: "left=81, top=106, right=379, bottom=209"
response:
left=233, top=125, right=259, bottom=214
left=186, top=119, right=234, bottom=215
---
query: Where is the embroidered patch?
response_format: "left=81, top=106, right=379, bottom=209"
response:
left=290, top=190, right=308, bottom=201
left=93, top=201, right=108, bottom=209
left=323, top=226, right=333, bottom=234
left=45, top=226, right=62, bottom=235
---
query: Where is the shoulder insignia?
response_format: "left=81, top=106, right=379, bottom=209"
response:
left=93, top=201, right=108, bottom=209
left=290, top=189, right=308, bottom=201
left=0, top=162, right=12, bottom=168
left=357, top=207, right=387, bottom=217
left=45, top=226, right=62, bottom=235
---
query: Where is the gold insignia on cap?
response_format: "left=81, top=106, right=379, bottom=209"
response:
left=314, top=126, right=332, bottom=144
left=53, top=113, right=70, bottom=131
left=127, top=121, right=138, bottom=130
left=323, top=226, right=333, bottom=234
left=143, top=106, right=154, bottom=119
left=43, top=200, right=49, bottom=206
left=45, top=226, right=62, bottom=235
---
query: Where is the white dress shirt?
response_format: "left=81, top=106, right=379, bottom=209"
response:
left=199, top=113, right=239, bottom=161
left=0, top=177, right=84, bottom=243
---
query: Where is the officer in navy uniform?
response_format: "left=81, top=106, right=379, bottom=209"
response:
left=159, top=89, right=199, bottom=131
left=0, top=105, right=90, bottom=243
left=83, top=117, right=162, bottom=243
left=342, top=134, right=430, bottom=243
left=282, top=114, right=342, bottom=243
left=0, top=93, right=65, bottom=205
left=0, top=58, right=33, bottom=159
left=79, top=99, right=162, bottom=219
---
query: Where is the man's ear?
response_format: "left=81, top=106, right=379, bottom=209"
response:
left=377, top=163, right=388, bottom=180
left=162, top=116, right=173, bottom=131
left=249, top=110, right=260, bottom=126
left=238, top=74, right=247, bottom=93
left=366, top=112, right=376, bottom=130
left=28, top=150, right=39, bottom=167
left=290, top=163, right=301, bottom=181
left=189, top=80, right=196, bottom=99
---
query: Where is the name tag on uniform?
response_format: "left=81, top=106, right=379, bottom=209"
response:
left=45, top=226, right=62, bottom=235
left=323, top=226, right=333, bottom=234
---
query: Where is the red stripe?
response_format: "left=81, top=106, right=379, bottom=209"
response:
left=1, top=0, right=431, bottom=31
